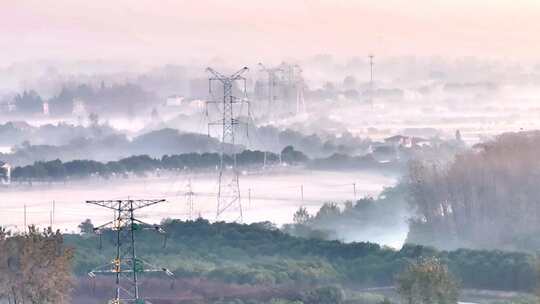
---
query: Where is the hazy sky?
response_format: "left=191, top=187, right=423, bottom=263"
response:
left=1, top=0, right=539, bottom=66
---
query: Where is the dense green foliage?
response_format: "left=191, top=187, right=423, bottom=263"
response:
left=66, top=219, right=538, bottom=292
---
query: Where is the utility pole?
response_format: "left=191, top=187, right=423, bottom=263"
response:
left=186, top=179, right=195, bottom=221
left=206, top=67, right=250, bottom=222
left=23, top=204, right=27, bottom=233
left=248, top=188, right=252, bottom=208
left=300, top=185, right=304, bottom=204
left=369, top=54, right=374, bottom=84
left=352, top=183, right=357, bottom=202
left=368, top=54, right=375, bottom=105
left=86, top=199, right=174, bottom=304
left=50, top=200, right=56, bottom=230
left=52, top=200, right=55, bottom=229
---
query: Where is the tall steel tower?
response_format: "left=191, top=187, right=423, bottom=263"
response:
left=293, top=64, right=306, bottom=115
left=258, top=63, right=283, bottom=118
left=206, top=67, right=250, bottom=222
left=86, top=199, right=174, bottom=304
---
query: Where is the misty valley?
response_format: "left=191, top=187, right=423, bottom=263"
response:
left=3, top=2, right=540, bottom=303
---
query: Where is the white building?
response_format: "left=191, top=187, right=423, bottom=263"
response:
left=72, top=98, right=87, bottom=117
left=0, top=161, right=11, bottom=185
left=166, top=95, right=185, bottom=106
left=42, top=101, right=50, bottom=115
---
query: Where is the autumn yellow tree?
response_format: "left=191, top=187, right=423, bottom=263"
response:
left=397, top=257, right=459, bottom=304
left=0, top=226, right=74, bottom=304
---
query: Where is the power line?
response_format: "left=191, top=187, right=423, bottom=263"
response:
left=86, top=198, right=174, bottom=304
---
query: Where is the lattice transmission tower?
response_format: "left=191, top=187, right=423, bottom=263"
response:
left=86, top=199, right=174, bottom=304
left=291, top=64, right=306, bottom=115
left=205, top=67, right=250, bottom=222
left=258, top=63, right=283, bottom=118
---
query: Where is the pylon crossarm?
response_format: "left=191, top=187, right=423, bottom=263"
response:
left=130, top=199, right=166, bottom=210
left=86, top=200, right=121, bottom=210
left=88, top=262, right=118, bottom=277
left=230, top=67, right=249, bottom=79
left=208, top=120, right=226, bottom=126
left=86, top=199, right=165, bottom=211
left=137, top=258, right=175, bottom=278
left=93, top=220, right=115, bottom=232
left=131, top=219, right=164, bottom=233
left=206, top=67, right=227, bottom=81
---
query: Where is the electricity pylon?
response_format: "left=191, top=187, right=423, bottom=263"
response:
left=258, top=63, right=283, bottom=118
left=292, top=64, right=306, bottom=115
left=86, top=199, right=174, bottom=304
left=206, top=67, right=250, bottom=222
left=278, top=62, right=305, bottom=115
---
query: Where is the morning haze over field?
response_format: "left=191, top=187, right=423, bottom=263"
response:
left=1, top=1, right=540, bottom=304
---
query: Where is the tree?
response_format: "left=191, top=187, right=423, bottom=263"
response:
left=314, top=203, right=341, bottom=221
left=397, top=257, right=459, bottom=304
left=281, top=146, right=308, bottom=164
left=78, top=219, right=94, bottom=234
left=406, top=131, right=540, bottom=251
left=304, top=286, right=344, bottom=304
left=14, top=90, right=43, bottom=113
left=88, top=112, right=99, bottom=127
left=293, top=207, right=311, bottom=225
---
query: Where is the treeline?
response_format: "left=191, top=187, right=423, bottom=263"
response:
left=68, top=219, right=537, bottom=292
left=283, top=185, right=408, bottom=242
left=10, top=147, right=307, bottom=182
left=406, top=131, right=540, bottom=251
left=13, top=82, right=157, bottom=116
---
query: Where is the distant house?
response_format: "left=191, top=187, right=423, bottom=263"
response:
left=384, top=134, right=431, bottom=148
left=0, top=101, right=16, bottom=113
left=72, top=98, right=87, bottom=117
left=166, top=95, right=185, bottom=106
left=42, top=101, right=50, bottom=115
left=384, top=135, right=410, bottom=147
left=0, top=161, right=11, bottom=185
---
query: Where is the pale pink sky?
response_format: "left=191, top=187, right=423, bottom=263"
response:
left=1, top=0, right=539, bottom=65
